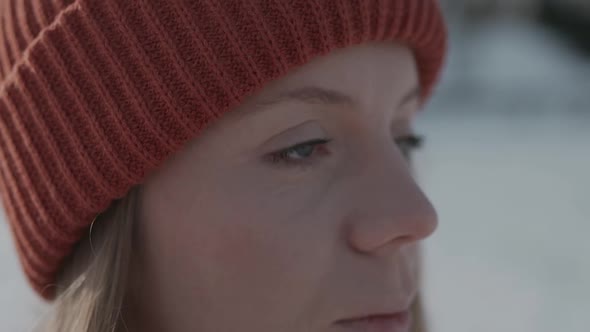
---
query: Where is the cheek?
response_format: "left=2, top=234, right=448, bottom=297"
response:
left=140, top=177, right=338, bottom=326
left=193, top=190, right=333, bottom=303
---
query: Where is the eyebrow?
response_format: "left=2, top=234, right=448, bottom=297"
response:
left=253, top=85, right=421, bottom=111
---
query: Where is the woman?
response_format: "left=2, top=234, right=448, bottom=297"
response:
left=0, top=0, right=447, bottom=331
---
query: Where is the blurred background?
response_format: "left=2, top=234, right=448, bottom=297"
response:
left=417, top=1, right=590, bottom=331
left=1, top=1, right=589, bottom=331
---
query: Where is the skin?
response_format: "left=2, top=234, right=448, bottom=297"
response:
left=131, top=42, right=438, bottom=332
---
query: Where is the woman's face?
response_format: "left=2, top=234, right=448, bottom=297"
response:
left=135, top=42, right=438, bottom=332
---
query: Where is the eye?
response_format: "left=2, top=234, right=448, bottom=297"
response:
left=267, top=139, right=331, bottom=166
left=394, top=134, right=424, bottom=162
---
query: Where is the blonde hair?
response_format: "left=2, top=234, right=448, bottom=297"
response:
left=43, top=186, right=139, bottom=332
left=41, top=185, right=428, bottom=332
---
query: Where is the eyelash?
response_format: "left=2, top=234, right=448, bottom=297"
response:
left=267, top=134, right=424, bottom=167
left=267, top=139, right=332, bottom=167
left=395, top=134, right=424, bottom=162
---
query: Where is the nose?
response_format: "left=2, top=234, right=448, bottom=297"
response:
left=344, top=149, right=438, bottom=255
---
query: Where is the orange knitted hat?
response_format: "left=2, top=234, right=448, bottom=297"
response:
left=0, top=0, right=447, bottom=300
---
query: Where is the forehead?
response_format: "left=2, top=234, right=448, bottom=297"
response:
left=252, top=42, right=419, bottom=108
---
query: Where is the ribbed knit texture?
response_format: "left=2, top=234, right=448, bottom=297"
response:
left=0, top=0, right=447, bottom=300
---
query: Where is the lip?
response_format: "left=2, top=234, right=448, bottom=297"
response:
left=334, top=310, right=412, bottom=332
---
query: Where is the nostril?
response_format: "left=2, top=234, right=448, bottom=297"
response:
left=393, top=235, right=415, bottom=247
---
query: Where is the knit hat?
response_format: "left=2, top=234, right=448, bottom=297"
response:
left=0, top=0, right=447, bottom=300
